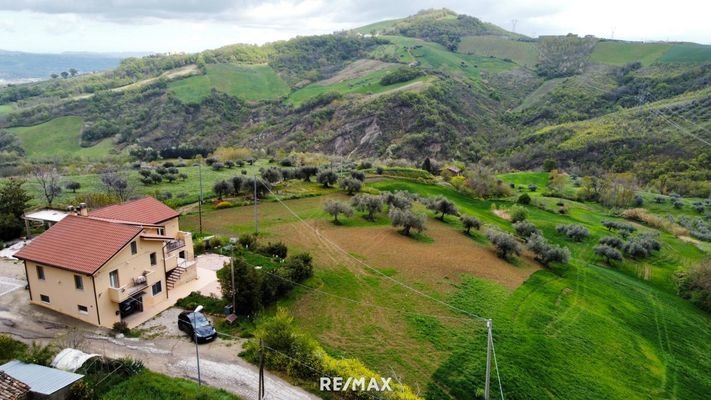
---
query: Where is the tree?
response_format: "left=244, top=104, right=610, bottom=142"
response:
left=595, top=244, right=623, bottom=265
left=382, top=191, right=413, bottom=210
left=339, top=177, right=362, bottom=195
left=213, top=180, right=231, bottom=200
left=426, top=196, right=458, bottom=221
left=298, top=166, right=318, bottom=182
left=351, top=194, right=383, bottom=221
left=460, top=215, right=481, bottom=234
left=599, top=236, right=624, bottom=249
left=517, top=193, right=531, bottom=205
left=317, top=170, right=338, bottom=188
left=100, top=173, right=130, bottom=201
left=0, top=179, right=32, bottom=241
left=513, top=221, right=540, bottom=238
left=675, top=258, right=711, bottom=312
left=60, top=71, right=69, bottom=79
left=487, top=230, right=521, bottom=260
left=65, top=181, right=81, bottom=193
left=243, top=177, right=271, bottom=199
left=527, top=234, right=570, bottom=267
left=324, top=200, right=352, bottom=223
left=32, top=165, right=62, bottom=207
left=510, top=205, right=528, bottom=223
left=543, top=159, right=557, bottom=172
left=261, top=167, right=282, bottom=184
left=50, top=73, right=58, bottom=79
left=69, top=68, right=78, bottom=76
left=556, top=224, right=590, bottom=241
left=165, top=174, right=177, bottom=183
left=217, top=257, right=262, bottom=315
left=231, top=176, right=244, bottom=195
left=389, top=208, right=426, bottom=236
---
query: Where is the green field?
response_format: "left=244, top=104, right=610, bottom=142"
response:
left=179, top=175, right=711, bottom=399
left=591, top=41, right=672, bottom=66
left=458, top=35, right=539, bottom=67
left=102, top=370, right=240, bottom=400
left=287, top=66, right=432, bottom=106
left=8, top=116, right=114, bottom=160
left=353, top=18, right=402, bottom=34
left=659, top=43, right=711, bottom=63
left=169, top=63, right=290, bottom=103
left=374, top=36, right=515, bottom=81
left=0, top=102, right=16, bottom=115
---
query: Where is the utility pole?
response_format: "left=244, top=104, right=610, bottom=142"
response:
left=485, top=319, right=492, bottom=400
left=197, top=156, right=204, bottom=235
left=253, top=171, right=259, bottom=235
left=231, top=251, right=236, bottom=313
left=258, top=338, right=265, bottom=399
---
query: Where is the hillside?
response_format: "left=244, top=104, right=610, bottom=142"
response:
left=0, top=8, right=709, bottom=180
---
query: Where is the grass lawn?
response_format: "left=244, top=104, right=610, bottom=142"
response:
left=169, top=63, right=290, bottom=104
left=458, top=35, right=539, bottom=67
left=8, top=116, right=114, bottom=160
left=184, top=176, right=711, bottom=399
left=101, top=370, right=240, bottom=400
left=0, top=102, right=16, bottom=115
left=591, top=41, right=672, bottom=66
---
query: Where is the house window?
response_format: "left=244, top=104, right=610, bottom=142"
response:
left=77, top=305, right=88, bottom=315
left=40, top=294, right=50, bottom=303
left=36, top=265, right=45, bottom=281
left=130, top=241, right=137, bottom=255
left=152, top=281, right=162, bottom=296
left=109, top=270, right=120, bottom=288
left=74, top=275, right=84, bottom=290
left=158, top=228, right=165, bottom=236
left=150, top=252, right=157, bottom=266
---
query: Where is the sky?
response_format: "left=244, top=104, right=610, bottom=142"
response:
left=0, top=0, right=709, bottom=54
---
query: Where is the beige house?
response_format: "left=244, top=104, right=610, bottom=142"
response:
left=15, top=197, right=195, bottom=328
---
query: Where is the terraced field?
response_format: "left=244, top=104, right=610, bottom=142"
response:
left=458, top=35, right=539, bottom=67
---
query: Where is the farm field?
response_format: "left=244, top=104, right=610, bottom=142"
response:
left=659, top=43, right=711, bottom=63
left=591, top=41, right=672, bottom=66
left=7, top=116, right=114, bottom=160
left=458, top=35, right=539, bottom=67
left=179, top=175, right=711, bottom=399
left=0, top=102, right=16, bottom=115
left=169, top=63, right=290, bottom=103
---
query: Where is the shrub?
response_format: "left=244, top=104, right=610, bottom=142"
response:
left=623, top=241, right=648, bottom=259
left=676, top=259, right=711, bottom=312
left=517, top=193, right=531, bottom=205
left=214, top=200, right=234, bottom=209
left=595, top=244, right=623, bottom=265
left=487, top=230, right=521, bottom=260
left=65, top=181, right=81, bottom=193
left=633, top=195, right=644, bottom=207
left=510, top=205, right=528, bottom=223
left=0, top=335, right=27, bottom=363
left=380, top=66, right=422, bottom=85
left=112, top=321, right=130, bottom=336
left=260, top=242, right=288, bottom=259
left=622, top=208, right=688, bottom=236
left=528, top=184, right=537, bottom=192
left=513, top=221, right=540, bottom=238
left=460, top=215, right=481, bottom=234
left=556, top=224, right=590, bottom=241
left=238, top=234, right=257, bottom=250
left=284, top=253, right=314, bottom=282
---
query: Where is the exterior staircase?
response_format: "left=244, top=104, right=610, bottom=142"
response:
left=166, top=265, right=187, bottom=290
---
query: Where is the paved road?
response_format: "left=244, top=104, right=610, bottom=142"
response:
left=0, top=259, right=320, bottom=400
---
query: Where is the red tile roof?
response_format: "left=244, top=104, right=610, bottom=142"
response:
left=0, top=371, right=29, bottom=400
left=89, top=197, right=179, bottom=225
left=14, top=215, right=142, bottom=275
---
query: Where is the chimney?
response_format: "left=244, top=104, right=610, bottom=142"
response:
left=79, top=203, right=88, bottom=217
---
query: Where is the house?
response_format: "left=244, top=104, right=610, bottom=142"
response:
left=15, top=197, right=195, bottom=328
left=0, top=371, right=30, bottom=400
left=0, top=360, right=82, bottom=400
left=446, top=166, right=462, bottom=175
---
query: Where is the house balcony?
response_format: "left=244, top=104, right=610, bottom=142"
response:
left=166, top=239, right=185, bottom=253
left=108, top=271, right=154, bottom=303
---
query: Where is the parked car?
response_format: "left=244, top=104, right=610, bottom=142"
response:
left=178, top=311, right=217, bottom=343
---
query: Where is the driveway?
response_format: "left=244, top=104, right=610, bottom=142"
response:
left=0, top=259, right=320, bottom=400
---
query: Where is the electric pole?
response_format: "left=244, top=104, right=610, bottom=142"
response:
left=197, top=156, right=204, bottom=235
left=485, top=319, right=493, bottom=400
left=253, top=171, right=259, bottom=235
left=258, top=338, right=265, bottom=399
left=231, top=251, right=236, bottom=313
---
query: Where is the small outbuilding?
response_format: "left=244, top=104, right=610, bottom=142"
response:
left=0, top=371, right=30, bottom=400
left=0, top=360, right=83, bottom=400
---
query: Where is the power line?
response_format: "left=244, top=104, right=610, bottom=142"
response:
left=264, top=184, right=490, bottom=323
left=492, top=338, right=505, bottom=400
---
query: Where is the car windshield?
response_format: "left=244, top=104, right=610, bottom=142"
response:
left=189, top=313, right=211, bottom=327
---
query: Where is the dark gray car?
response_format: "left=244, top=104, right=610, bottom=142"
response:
left=178, top=311, right=217, bottom=343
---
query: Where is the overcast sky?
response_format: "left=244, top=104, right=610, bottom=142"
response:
left=0, top=0, right=709, bottom=54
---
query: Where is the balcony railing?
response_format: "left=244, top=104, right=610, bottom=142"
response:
left=108, top=271, right=153, bottom=303
left=166, top=239, right=185, bottom=253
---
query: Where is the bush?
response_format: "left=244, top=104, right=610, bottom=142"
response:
left=0, top=335, right=27, bottom=363
left=175, top=291, right=227, bottom=315
left=510, top=205, right=528, bottom=223
left=214, top=200, right=234, bottom=209
left=528, top=184, right=538, bottom=192
left=389, top=208, right=426, bottom=236
left=517, top=193, right=531, bottom=205
left=259, top=242, right=288, bottom=259
left=556, top=224, right=590, bottom=241
left=112, top=321, right=131, bottom=336
left=238, top=234, right=257, bottom=250
left=599, top=236, right=624, bottom=249
left=284, top=253, right=314, bottom=282
left=676, top=259, right=711, bottom=312
left=317, top=170, right=338, bottom=187
left=487, top=230, right=521, bottom=260
left=527, top=234, right=570, bottom=267
left=380, top=67, right=422, bottom=85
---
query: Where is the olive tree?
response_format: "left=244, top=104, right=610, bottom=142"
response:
left=486, top=230, right=521, bottom=260
left=213, top=180, right=231, bottom=200
left=527, top=234, right=570, bottom=267
left=427, top=196, right=458, bottom=221
left=317, top=170, right=338, bottom=188
left=351, top=194, right=383, bottom=221
left=389, top=208, right=426, bottom=236
left=324, top=200, right=352, bottom=223
left=594, top=244, right=623, bottom=265
left=460, top=215, right=481, bottom=234
left=556, top=224, right=590, bottom=242
left=339, top=177, right=362, bottom=195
